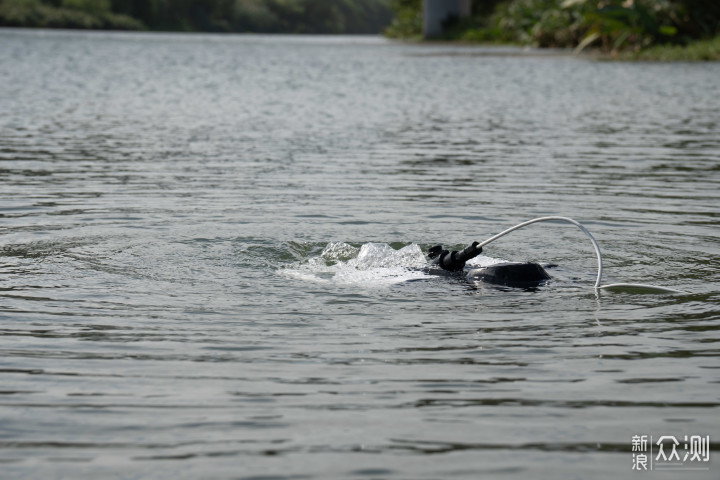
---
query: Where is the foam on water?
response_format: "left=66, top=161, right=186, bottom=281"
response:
left=280, top=242, right=429, bottom=286
left=280, top=242, right=509, bottom=287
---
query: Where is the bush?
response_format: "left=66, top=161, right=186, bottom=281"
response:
left=616, top=34, right=720, bottom=60
left=62, top=0, right=111, bottom=14
left=0, top=0, right=392, bottom=33
left=384, top=0, right=421, bottom=38
left=385, top=0, right=720, bottom=53
left=0, top=0, right=145, bottom=29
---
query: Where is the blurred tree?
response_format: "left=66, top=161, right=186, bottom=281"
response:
left=0, top=0, right=390, bottom=33
left=62, top=0, right=111, bottom=14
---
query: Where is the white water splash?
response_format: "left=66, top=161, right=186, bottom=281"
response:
left=280, top=242, right=511, bottom=288
left=349, top=243, right=427, bottom=270
left=281, top=242, right=431, bottom=286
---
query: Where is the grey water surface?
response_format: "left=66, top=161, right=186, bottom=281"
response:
left=1, top=29, right=719, bottom=479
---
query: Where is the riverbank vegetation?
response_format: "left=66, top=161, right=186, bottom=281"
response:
left=0, top=0, right=392, bottom=33
left=615, top=33, right=720, bottom=60
left=386, top=0, right=720, bottom=60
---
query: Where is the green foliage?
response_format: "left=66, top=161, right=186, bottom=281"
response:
left=485, top=0, right=683, bottom=51
left=0, top=0, right=144, bottom=29
left=615, top=33, right=720, bottom=60
left=62, top=0, right=110, bottom=14
left=671, top=0, right=720, bottom=38
left=218, top=0, right=392, bottom=34
left=0, top=0, right=393, bottom=33
left=570, top=0, right=681, bottom=52
left=385, top=0, right=720, bottom=54
left=384, top=0, right=421, bottom=38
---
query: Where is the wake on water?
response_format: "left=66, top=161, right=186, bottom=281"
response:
left=279, top=217, right=686, bottom=294
left=279, top=242, right=508, bottom=287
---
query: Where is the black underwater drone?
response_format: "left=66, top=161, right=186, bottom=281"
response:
left=427, top=241, right=550, bottom=288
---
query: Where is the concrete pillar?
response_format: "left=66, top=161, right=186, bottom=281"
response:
left=423, top=0, right=471, bottom=38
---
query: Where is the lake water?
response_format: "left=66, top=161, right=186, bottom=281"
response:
left=1, top=29, right=719, bottom=479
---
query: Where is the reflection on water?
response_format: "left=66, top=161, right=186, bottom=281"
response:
left=0, top=29, right=719, bottom=479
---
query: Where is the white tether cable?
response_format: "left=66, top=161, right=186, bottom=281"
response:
left=478, top=216, right=683, bottom=294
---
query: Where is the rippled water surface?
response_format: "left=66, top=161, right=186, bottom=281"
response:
left=1, top=29, right=719, bottom=479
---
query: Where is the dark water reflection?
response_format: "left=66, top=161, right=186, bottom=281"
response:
left=1, top=29, right=719, bottom=479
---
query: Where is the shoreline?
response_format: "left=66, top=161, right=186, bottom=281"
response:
left=390, top=35, right=720, bottom=62
left=3, top=25, right=718, bottom=61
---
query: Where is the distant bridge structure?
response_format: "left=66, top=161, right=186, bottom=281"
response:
left=423, top=0, right=471, bottom=38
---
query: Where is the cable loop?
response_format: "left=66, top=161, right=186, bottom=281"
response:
left=478, top=217, right=682, bottom=293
